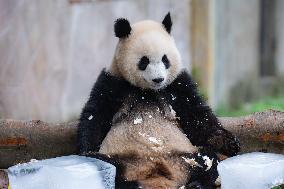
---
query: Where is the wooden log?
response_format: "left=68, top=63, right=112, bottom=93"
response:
left=220, top=110, right=284, bottom=154
left=0, top=120, right=78, bottom=168
left=0, top=110, right=283, bottom=169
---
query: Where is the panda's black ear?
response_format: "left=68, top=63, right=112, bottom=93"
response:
left=114, top=18, right=132, bottom=38
left=162, top=12, right=172, bottom=34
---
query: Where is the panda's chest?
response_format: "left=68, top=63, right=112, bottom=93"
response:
left=112, top=93, right=177, bottom=126
left=99, top=93, right=198, bottom=156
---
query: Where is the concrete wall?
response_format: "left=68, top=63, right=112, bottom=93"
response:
left=1, top=0, right=283, bottom=121
left=0, top=0, right=191, bottom=122
left=275, top=0, right=284, bottom=76
left=213, top=0, right=260, bottom=108
left=0, top=0, right=71, bottom=122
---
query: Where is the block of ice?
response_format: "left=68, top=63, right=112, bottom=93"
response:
left=8, top=155, right=116, bottom=189
left=217, top=152, right=284, bottom=189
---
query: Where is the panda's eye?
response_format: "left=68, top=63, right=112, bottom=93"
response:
left=162, top=54, right=170, bottom=69
left=138, top=56, right=150, bottom=71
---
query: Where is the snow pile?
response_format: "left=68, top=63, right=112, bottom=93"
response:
left=170, top=94, right=176, bottom=101
left=217, top=152, right=284, bottom=189
left=148, top=137, right=163, bottom=145
left=88, top=115, right=93, bottom=120
left=181, top=157, right=202, bottom=168
left=133, top=117, right=143, bottom=125
left=169, top=105, right=176, bottom=117
left=202, top=156, right=213, bottom=171
left=8, top=155, right=116, bottom=189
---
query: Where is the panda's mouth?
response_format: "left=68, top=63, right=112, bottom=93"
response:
left=143, top=78, right=165, bottom=90
left=150, top=81, right=165, bottom=89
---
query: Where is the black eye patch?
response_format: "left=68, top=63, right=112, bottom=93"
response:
left=162, top=54, right=170, bottom=69
left=138, top=56, right=150, bottom=71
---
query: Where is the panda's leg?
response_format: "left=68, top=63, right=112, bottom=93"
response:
left=182, top=149, right=219, bottom=189
left=82, top=153, right=143, bottom=189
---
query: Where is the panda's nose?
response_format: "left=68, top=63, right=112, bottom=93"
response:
left=152, top=78, right=164, bottom=83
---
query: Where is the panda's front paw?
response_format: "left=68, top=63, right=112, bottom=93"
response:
left=223, top=134, right=240, bottom=156
left=207, top=129, right=240, bottom=157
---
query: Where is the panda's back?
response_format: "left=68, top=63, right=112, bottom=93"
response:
left=99, top=94, right=198, bottom=156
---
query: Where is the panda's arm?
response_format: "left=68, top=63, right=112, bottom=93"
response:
left=166, top=71, right=240, bottom=156
left=78, top=70, right=129, bottom=155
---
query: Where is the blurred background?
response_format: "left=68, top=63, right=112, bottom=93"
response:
left=0, top=0, right=283, bottom=122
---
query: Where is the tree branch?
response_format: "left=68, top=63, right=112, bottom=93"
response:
left=0, top=110, right=283, bottom=168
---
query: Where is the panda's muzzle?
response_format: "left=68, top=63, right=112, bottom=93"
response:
left=152, top=78, right=164, bottom=83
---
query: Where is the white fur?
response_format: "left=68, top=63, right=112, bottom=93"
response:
left=143, top=61, right=167, bottom=89
left=109, top=20, right=183, bottom=90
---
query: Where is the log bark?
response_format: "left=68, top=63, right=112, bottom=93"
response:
left=0, top=110, right=283, bottom=169
left=219, top=110, right=284, bottom=154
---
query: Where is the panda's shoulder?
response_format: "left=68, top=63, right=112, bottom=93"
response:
left=95, top=69, right=128, bottom=88
left=166, top=69, right=196, bottom=92
left=90, top=69, right=132, bottom=93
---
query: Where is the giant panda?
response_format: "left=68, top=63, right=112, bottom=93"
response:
left=78, top=13, right=240, bottom=189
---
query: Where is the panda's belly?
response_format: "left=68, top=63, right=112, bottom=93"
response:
left=99, top=103, right=198, bottom=156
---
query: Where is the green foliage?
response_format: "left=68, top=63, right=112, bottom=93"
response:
left=216, top=96, right=284, bottom=117
left=191, top=65, right=209, bottom=101
left=271, top=186, right=284, bottom=189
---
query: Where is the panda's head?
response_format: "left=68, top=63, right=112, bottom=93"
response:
left=111, top=13, right=183, bottom=90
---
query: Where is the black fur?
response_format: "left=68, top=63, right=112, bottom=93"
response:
left=78, top=69, right=240, bottom=188
left=138, top=56, right=150, bottom=71
left=114, top=18, right=132, bottom=38
left=184, top=149, right=220, bottom=189
left=165, top=71, right=240, bottom=156
left=78, top=69, right=240, bottom=156
left=162, top=12, right=172, bottom=34
left=78, top=70, right=131, bottom=154
left=162, top=54, right=170, bottom=69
